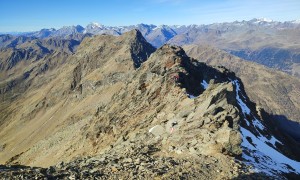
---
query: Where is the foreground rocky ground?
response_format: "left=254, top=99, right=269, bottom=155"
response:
left=1, top=143, right=264, bottom=180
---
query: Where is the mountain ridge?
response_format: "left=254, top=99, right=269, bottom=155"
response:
left=183, top=44, right=300, bottom=149
left=2, top=18, right=300, bottom=78
left=0, top=29, right=300, bottom=179
left=2, top=18, right=300, bottom=36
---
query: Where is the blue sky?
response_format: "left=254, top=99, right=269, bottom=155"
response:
left=0, top=0, right=299, bottom=32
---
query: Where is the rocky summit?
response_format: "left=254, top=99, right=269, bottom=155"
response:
left=0, top=30, right=300, bottom=179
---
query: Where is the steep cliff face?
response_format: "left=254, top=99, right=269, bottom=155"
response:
left=0, top=30, right=299, bottom=179
left=183, top=44, right=300, bottom=135
left=232, top=79, right=300, bottom=177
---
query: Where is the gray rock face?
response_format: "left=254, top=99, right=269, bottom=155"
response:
left=0, top=140, right=253, bottom=179
left=149, top=125, right=165, bottom=137
left=70, top=64, right=82, bottom=91
left=0, top=144, right=6, bottom=152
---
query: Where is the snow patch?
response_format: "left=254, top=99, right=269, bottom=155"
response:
left=91, top=22, right=101, bottom=28
left=241, top=127, right=300, bottom=175
left=87, top=22, right=104, bottom=29
left=269, top=136, right=283, bottom=146
left=152, top=26, right=160, bottom=30
left=187, top=94, right=197, bottom=99
left=252, top=117, right=265, bottom=131
left=245, top=119, right=250, bottom=126
left=232, top=80, right=250, bottom=115
left=233, top=79, right=300, bottom=176
left=254, top=18, right=273, bottom=23
left=201, top=80, right=209, bottom=90
left=291, top=20, right=300, bottom=24
left=171, top=25, right=184, bottom=28
left=186, top=79, right=209, bottom=99
left=153, top=25, right=165, bottom=31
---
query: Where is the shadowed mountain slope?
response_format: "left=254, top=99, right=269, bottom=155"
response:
left=183, top=44, right=300, bottom=142
left=183, top=44, right=300, bottom=121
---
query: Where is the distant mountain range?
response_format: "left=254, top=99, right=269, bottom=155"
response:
left=1, top=18, right=300, bottom=77
left=1, top=18, right=300, bottom=44
left=0, top=19, right=298, bottom=41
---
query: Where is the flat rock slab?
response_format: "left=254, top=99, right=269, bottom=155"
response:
left=149, top=125, right=165, bottom=137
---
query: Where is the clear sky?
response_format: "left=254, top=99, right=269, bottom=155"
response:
left=0, top=0, right=299, bottom=32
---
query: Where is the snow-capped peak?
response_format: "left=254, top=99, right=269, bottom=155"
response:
left=152, top=25, right=166, bottom=30
left=253, top=17, right=273, bottom=23
left=258, top=17, right=273, bottom=22
left=88, top=22, right=102, bottom=29
left=291, top=19, right=300, bottom=24
left=152, top=26, right=160, bottom=31
left=171, top=25, right=184, bottom=28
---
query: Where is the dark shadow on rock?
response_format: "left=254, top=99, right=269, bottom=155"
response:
left=262, top=112, right=300, bottom=162
left=232, top=76, right=300, bottom=163
left=270, top=115, right=300, bottom=143
left=232, top=172, right=272, bottom=180
left=178, top=53, right=236, bottom=97
left=0, top=164, right=60, bottom=179
left=232, top=172, right=300, bottom=180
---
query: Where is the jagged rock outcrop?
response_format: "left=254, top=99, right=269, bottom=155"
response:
left=70, top=64, right=82, bottom=91
left=96, top=44, right=243, bottom=158
left=183, top=44, right=300, bottom=139
left=76, top=29, right=155, bottom=71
